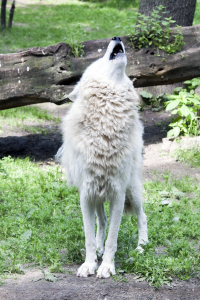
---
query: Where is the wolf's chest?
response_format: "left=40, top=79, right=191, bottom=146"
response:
left=76, top=90, right=137, bottom=171
left=83, top=90, right=135, bottom=137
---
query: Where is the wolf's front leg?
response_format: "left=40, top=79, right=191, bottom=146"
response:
left=77, top=192, right=98, bottom=277
left=97, top=191, right=125, bottom=278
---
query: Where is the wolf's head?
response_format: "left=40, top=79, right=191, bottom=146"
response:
left=68, top=37, right=128, bottom=101
left=100, top=36, right=127, bottom=81
left=105, top=37, right=126, bottom=62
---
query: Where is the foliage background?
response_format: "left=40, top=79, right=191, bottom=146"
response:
left=0, top=0, right=199, bottom=53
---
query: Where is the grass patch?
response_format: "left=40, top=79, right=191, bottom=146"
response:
left=0, top=106, right=60, bottom=130
left=21, top=124, right=56, bottom=135
left=0, top=0, right=199, bottom=54
left=172, top=147, right=200, bottom=168
left=0, top=158, right=200, bottom=287
left=0, top=157, right=84, bottom=276
left=1, top=1, right=137, bottom=53
left=117, top=172, right=200, bottom=287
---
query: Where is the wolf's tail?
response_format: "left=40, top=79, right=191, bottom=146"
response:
left=55, top=145, right=64, bottom=162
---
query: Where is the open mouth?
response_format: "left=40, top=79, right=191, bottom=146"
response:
left=109, top=43, right=124, bottom=60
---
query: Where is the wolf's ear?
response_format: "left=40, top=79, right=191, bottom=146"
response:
left=68, top=81, right=80, bottom=102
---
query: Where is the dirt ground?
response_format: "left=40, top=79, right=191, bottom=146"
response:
left=0, top=102, right=200, bottom=299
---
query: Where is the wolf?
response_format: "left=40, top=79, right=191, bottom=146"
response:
left=60, top=36, right=148, bottom=278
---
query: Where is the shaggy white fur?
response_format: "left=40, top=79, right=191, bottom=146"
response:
left=60, top=37, right=148, bottom=278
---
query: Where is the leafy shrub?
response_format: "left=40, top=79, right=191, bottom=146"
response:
left=128, top=5, right=184, bottom=54
left=184, top=78, right=200, bottom=94
left=140, top=91, right=167, bottom=108
left=165, top=78, right=200, bottom=138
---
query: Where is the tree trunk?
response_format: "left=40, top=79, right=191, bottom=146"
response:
left=1, top=0, right=7, bottom=30
left=0, top=25, right=200, bottom=110
left=138, top=0, right=197, bottom=26
left=8, top=0, right=15, bottom=28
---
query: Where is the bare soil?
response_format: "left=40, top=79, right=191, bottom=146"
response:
left=0, top=102, right=200, bottom=299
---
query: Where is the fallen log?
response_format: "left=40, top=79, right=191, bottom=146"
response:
left=1, top=25, right=200, bottom=110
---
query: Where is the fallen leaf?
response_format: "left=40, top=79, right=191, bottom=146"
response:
left=161, top=199, right=170, bottom=205
left=44, top=273, right=57, bottom=282
left=172, top=191, right=186, bottom=199
left=32, top=277, right=43, bottom=282
left=135, top=277, right=146, bottom=282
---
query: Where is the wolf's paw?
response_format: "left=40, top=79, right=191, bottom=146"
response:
left=96, top=262, right=116, bottom=278
left=136, top=245, right=144, bottom=253
left=77, top=261, right=98, bottom=277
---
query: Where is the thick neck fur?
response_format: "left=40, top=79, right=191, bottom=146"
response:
left=83, top=55, right=127, bottom=87
left=100, top=57, right=126, bottom=83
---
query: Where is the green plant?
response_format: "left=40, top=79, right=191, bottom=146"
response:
left=67, top=25, right=86, bottom=57
left=140, top=91, right=166, bottom=108
left=165, top=78, right=200, bottom=138
left=129, top=5, right=184, bottom=54
left=140, top=91, right=153, bottom=104
left=184, top=78, right=200, bottom=94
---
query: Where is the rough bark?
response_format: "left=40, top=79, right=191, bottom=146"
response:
left=138, top=0, right=197, bottom=26
left=8, top=0, right=15, bottom=28
left=0, top=25, right=200, bottom=110
left=1, top=0, right=7, bottom=30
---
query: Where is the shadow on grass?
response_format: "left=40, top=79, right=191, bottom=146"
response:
left=0, top=133, right=62, bottom=162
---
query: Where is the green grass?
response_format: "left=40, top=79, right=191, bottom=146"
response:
left=0, top=0, right=136, bottom=54
left=0, top=106, right=60, bottom=131
left=118, top=171, right=200, bottom=287
left=0, top=0, right=199, bottom=54
left=0, top=157, right=84, bottom=276
left=0, top=157, right=200, bottom=287
left=172, top=147, right=200, bottom=168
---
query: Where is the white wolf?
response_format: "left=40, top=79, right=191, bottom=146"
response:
left=60, top=37, right=148, bottom=278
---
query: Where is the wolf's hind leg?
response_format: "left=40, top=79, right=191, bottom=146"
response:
left=77, top=191, right=98, bottom=277
left=126, top=178, right=148, bottom=249
left=96, top=200, right=107, bottom=256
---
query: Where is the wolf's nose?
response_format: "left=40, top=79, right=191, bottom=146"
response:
left=112, top=37, right=121, bottom=42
